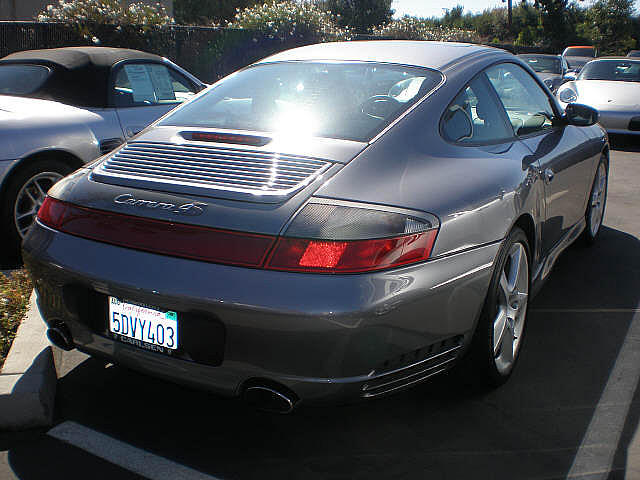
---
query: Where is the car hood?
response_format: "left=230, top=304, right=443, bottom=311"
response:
left=535, top=72, right=562, bottom=82
left=573, top=80, right=640, bottom=109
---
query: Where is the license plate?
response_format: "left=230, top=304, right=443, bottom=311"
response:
left=108, top=297, right=178, bottom=350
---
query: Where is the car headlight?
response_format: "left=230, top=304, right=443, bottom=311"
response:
left=558, top=88, right=578, bottom=103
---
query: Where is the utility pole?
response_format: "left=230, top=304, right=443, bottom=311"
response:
left=502, top=0, right=513, bottom=28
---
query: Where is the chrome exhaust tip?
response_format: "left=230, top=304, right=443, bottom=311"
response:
left=242, top=382, right=298, bottom=414
left=46, top=323, right=74, bottom=351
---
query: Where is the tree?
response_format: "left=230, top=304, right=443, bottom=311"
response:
left=587, top=0, right=636, bottom=54
left=533, top=0, right=572, bottom=51
left=173, top=0, right=259, bottom=25
left=324, top=0, right=393, bottom=33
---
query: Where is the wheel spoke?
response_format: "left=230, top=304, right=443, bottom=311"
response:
left=34, top=180, right=48, bottom=200
left=500, top=324, right=515, bottom=364
left=500, top=270, right=510, bottom=298
left=493, top=309, right=507, bottom=356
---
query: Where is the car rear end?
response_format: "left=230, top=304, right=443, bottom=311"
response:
left=23, top=56, right=498, bottom=408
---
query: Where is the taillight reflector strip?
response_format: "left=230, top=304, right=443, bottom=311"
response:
left=37, top=197, right=275, bottom=267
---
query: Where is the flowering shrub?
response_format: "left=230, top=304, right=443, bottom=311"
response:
left=37, top=0, right=173, bottom=26
left=373, top=16, right=480, bottom=43
left=228, top=1, right=349, bottom=42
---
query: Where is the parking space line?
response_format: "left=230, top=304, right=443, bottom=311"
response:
left=567, top=312, right=640, bottom=478
left=48, top=421, right=222, bottom=480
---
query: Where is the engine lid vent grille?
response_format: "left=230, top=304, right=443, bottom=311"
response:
left=92, top=141, right=333, bottom=201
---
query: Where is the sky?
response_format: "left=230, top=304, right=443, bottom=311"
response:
left=391, top=0, right=640, bottom=19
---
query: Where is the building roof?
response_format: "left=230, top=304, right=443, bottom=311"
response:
left=257, top=41, right=503, bottom=71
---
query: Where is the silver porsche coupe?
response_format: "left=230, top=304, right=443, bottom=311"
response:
left=23, top=41, right=608, bottom=412
left=557, top=57, right=640, bottom=135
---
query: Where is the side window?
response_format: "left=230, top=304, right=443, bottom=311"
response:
left=486, top=63, right=556, bottom=136
left=112, top=63, right=197, bottom=107
left=441, top=75, right=513, bottom=144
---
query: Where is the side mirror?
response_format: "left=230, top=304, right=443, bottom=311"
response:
left=564, top=103, right=598, bottom=127
left=563, top=71, right=577, bottom=82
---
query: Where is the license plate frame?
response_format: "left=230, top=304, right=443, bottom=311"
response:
left=108, top=296, right=179, bottom=352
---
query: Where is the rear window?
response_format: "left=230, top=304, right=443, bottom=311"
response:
left=160, top=62, right=442, bottom=142
left=564, top=47, right=596, bottom=57
left=0, top=64, right=50, bottom=95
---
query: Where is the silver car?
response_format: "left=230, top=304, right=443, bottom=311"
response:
left=24, top=41, right=608, bottom=412
left=0, top=46, right=206, bottom=263
left=557, top=57, right=640, bottom=135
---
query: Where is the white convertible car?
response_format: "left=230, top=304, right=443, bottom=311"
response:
left=0, top=46, right=206, bottom=263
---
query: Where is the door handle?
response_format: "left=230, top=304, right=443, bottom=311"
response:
left=544, top=168, right=554, bottom=184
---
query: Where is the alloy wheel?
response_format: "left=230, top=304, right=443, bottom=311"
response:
left=493, top=241, right=529, bottom=375
left=14, top=171, right=63, bottom=238
left=589, top=161, right=607, bottom=237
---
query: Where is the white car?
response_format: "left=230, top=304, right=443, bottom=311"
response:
left=557, top=57, right=640, bottom=135
left=0, top=46, right=206, bottom=263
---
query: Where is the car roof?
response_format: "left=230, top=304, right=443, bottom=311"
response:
left=0, top=47, right=164, bottom=108
left=0, top=46, right=162, bottom=69
left=256, top=41, right=504, bottom=70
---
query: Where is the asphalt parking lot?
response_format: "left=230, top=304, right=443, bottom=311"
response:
left=1, top=137, right=640, bottom=480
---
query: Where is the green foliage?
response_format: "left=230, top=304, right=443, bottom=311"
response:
left=37, top=0, right=173, bottom=25
left=587, top=0, right=636, bottom=54
left=0, top=270, right=32, bottom=369
left=372, top=15, right=480, bottom=42
left=228, top=1, right=349, bottom=41
left=324, top=0, right=393, bottom=33
left=173, top=0, right=258, bottom=25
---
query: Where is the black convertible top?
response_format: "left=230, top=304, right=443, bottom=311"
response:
left=0, top=47, right=165, bottom=108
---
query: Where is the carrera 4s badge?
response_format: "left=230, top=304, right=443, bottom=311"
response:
left=114, top=194, right=206, bottom=216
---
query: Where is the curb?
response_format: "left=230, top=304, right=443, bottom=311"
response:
left=0, top=290, right=60, bottom=430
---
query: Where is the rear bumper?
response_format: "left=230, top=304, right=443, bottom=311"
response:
left=23, top=221, right=499, bottom=404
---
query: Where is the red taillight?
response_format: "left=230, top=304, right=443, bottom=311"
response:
left=37, top=197, right=275, bottom=267
left=266, top=231, right=438, bottom=273
left=37, top=197, right=439, bottom=273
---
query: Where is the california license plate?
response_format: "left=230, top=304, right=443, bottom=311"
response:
left=108, top=297, right=178, bottom=350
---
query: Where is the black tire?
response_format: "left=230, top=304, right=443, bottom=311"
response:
left=581, top=155, right=608, bottom=246
left=0, top=158, right=73, bottom=264
left=465, top=227, right=531, bottom=387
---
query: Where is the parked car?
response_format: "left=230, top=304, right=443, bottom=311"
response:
left=518, top=53, right=568, bottom=92
left=0, top=46, right=206, bottom=262
left=24, top=41, right=608, bottom=412
left=626, top=50, right=640, bottom=57
left=562, top=45, right=597, bottom=72
left=557, top=57, right=640, bottom=135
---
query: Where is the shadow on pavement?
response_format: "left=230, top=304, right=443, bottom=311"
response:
left=609, top=134, right=640, bottom=153
left=7, top=226, right=640, bottom=480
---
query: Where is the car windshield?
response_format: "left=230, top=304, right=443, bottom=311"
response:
left=0, top=64, right=50, bottom=95
left=565, top=47, right=596, bottom=57
left=160, top=62, right=442, bottom=142
left=522, top=56, right=562, bottom=74
left=578, top=60, right=640, bottom=82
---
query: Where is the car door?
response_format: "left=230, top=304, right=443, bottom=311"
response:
left=110, top=61, right=200, bottom=139
left=486, top=62, right=596, bottom=254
